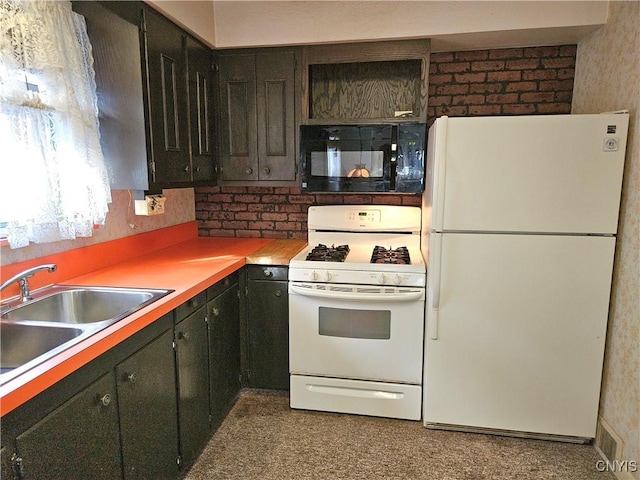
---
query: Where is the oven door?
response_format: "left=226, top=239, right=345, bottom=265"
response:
left=288, top=282, right=425, bottom=384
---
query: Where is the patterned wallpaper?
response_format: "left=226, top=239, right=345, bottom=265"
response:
left=572, top=1, right=639, bottom=476
left=0, top=188, right=196, bottom=265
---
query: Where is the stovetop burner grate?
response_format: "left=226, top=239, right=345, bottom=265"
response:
left=306, top=244, right=350, bottom=262
left=370, top=246, right=411, bottom=265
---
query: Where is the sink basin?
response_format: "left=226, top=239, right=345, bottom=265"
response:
left=0, top=285, right=172, bottom=384
left=3, top=286, right=171, bottom=325
left=1, top=321, right=88, bottom=369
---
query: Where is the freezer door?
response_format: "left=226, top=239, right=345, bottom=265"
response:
left=424, top=233, right=615, bottom=438
left=430, top=114, right=629, bottom=234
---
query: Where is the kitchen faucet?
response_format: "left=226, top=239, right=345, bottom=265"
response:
left=0, top=264, right=57, bottom=303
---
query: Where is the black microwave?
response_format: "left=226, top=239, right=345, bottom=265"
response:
left=300, top=124, right=426, bottom=193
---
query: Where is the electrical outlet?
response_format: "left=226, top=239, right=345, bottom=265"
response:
left=134, top=195, right=166, bottom=216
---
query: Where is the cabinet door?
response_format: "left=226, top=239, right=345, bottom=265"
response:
left=187, top=37, right=215, bottom=183
left=218, top=54, right=258, bottom=181
left=208, top=283, right=241, bottom=428
left=175, top=306, right=210, bottom=468
left=0, top=446, right=17, bottom=480
left=143, top=7, right=191, bottom=185
left=246, top=276, right=290, bottom=390
left=73, top=1, right=149, bottom=191
left=15, top=373, right=122, bottom=480
left=116, top=329, right=179, bottom=480
left=256, top=51, right=296, bottom=181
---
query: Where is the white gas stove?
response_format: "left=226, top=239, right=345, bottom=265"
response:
left=289, top=205, right=426, bottom=286
left=288, top=205, right=426, bottom=421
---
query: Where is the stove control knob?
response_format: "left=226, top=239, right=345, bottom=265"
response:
left=324, top=271, right=333, bottom=282
left=378, top=274, right=387, bottom=284
left=393, top=274, right=402, bottom=285
left=311, top=271, right=319, bottom=281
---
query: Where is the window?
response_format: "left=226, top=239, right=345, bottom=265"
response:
left=0, top=0, right=111, bottom=249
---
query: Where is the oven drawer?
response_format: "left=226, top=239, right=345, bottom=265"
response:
left=291, top=375, right=422, bottom=420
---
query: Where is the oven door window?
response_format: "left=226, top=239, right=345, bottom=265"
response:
left=319, top=307, right=390, bottom=339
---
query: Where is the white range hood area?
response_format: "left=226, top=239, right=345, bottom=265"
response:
left=146, top=0, right=609, bottom=51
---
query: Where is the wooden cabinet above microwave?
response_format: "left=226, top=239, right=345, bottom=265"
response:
left=302, top=39, right=431, bottom=125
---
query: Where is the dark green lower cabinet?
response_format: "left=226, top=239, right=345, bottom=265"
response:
left=1, top=446, right=16, bottom=480
left=116, top=329, right=179, bottom=480
left=175, top=306, right=210, bottom=469
left=245, top=266, right=290, bottom=390
left=208, top=283, right=241, bottom=429
left=2, top=273, right=245, bottom=480
left=14, top=372, right=121, bottom=480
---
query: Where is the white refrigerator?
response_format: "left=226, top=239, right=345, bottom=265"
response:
left=421, top=112, right=629, bottom=440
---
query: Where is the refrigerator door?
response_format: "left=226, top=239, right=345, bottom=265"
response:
left=430, top=114, right=629, bottom=235
left=424, top=232, right=615, bottom=438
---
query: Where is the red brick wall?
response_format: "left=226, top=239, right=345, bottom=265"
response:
left=428, top=46, right=576, bottom=121
left=195, top=187, right=421, bottom=240
left=196, top=45, right=576, bottom=240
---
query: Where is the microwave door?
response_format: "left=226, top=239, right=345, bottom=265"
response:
left=301, top=124, right=421, bottom=192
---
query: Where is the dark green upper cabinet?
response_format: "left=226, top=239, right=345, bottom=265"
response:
left=187, top=37, right=216, bottom=184
left=217, top=49, right=298, bottom=185
left=143, top=7, right=216, bottom=188
left=143, top=7, right=192, bottom=186
left=75, top=2, right=217, bottom=190
left=73, top=1, right=149, bottom=191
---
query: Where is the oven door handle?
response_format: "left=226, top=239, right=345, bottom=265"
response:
left=289, top=284, right=424, bottom=302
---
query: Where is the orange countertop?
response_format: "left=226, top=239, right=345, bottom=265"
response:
left=0, top=235, right=272, bottom=416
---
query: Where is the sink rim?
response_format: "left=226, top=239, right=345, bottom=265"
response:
left=0, top=285, right=173, bottom=385
left=1, top=285, right=173, bottom=324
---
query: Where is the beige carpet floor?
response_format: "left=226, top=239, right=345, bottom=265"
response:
left=185, top=391, right=614, bottom=480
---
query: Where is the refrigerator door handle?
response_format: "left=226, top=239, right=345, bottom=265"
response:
left=432, top=117, right=448, bottom=231
left=429, top=233, right=443, bottom=340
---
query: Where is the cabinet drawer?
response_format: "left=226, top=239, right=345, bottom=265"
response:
left=247, top=265, right=288, bottom=281
left=175, top=291, right=206, bottom=323
left=206, top=272, right=239, bottom=300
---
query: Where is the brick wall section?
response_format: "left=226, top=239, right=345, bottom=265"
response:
left=196, top=45, right=576, bottom=240
left=428, top=45, right=576, bottom=122
left=195, top=187, right=422, bottom=239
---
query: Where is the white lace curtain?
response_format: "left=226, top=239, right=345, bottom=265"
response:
left=0, top=0, right=111, bottom=249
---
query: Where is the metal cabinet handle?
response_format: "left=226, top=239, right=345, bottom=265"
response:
left=98, top=393, right=112, bottom=407
left=184, top=165, right=191, bottom=173
left=245, top=167, right=253, bottom=175
left=262, top=167, right=271, bottom=175
left=211, top=307, right=220, bottom=317
left=274, top=289, right=282, bottom=298
left=195, top=166, right=201, bottom=172
left=263, top=269, right=273, bottom=277
left=190, top=298, right=199, bottom=308
left=11, top=454, right=24, bottom=478
left=178, top=331, right=190, bottom=341
left=126, top=372, right=137, bottom=383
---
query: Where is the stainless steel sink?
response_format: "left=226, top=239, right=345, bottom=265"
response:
left=3, top=286, right=171, bottom=325
left=1, top=321, right=88, bottom=369
left=0, top=285, right=172, bottom=384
